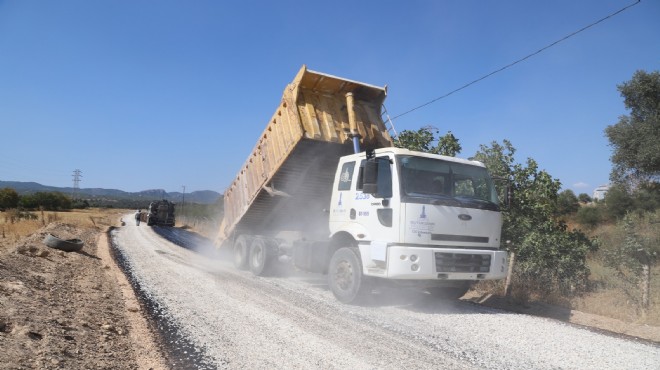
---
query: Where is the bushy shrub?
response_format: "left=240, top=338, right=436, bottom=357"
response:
left=576, top=206, right=602, bottom=229
left=515, top=221, right=596, bottom=297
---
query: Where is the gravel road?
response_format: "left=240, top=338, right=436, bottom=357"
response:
left=111, top=218, right=660, bottom=369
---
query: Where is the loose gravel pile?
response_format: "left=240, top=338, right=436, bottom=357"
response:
left=112, top=219, right=660, bottom=369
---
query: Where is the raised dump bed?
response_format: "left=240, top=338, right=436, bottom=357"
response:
left=217, top=66, right=393, bottom=246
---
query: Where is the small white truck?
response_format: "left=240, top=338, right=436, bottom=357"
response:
left=216, top=66, right=508, bottom=303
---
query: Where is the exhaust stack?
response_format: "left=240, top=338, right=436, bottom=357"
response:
left=346, top=92, right=360, bottom=153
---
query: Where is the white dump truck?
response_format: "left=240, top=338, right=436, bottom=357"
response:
left=216, top=66, right=508, bottom=303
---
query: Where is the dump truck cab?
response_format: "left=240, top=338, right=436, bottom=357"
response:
left=328, top=148, right=507, bottom=286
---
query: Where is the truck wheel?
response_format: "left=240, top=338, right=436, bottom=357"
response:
left=249, top=238, right=274, bottom=276
left=233, top=235, right=250, bottom=270
left=328, top=247, right=371, bottom=304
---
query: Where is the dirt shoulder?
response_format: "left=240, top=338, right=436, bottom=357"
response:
left=0, top=221, right=166, bottom=370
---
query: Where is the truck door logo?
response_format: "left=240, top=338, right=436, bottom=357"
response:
left=410, top=206, right=434, bottom=237
left=333, top=193, right=347, bottom=214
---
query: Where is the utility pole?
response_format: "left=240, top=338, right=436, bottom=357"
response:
left=72, top=169, right=82, bottom=200
left=181, top=185, right=185, bottom=217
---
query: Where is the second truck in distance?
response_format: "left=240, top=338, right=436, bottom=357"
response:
left=142, top=200, right=176, bottom=226
left=216, top=66, right=509, bottom=303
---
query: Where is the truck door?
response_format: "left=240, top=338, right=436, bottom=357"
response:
left=329, top=154, right=399, bottom=242
left=355, top=155, right=398, bottom=242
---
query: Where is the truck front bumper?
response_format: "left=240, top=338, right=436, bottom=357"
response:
left=363, top=245, right=508, bottom=280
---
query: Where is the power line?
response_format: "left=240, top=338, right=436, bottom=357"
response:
left=391, top=0, right=642, bottom=120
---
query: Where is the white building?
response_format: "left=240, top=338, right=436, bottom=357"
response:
left=593, top=184, right=610, bottom=201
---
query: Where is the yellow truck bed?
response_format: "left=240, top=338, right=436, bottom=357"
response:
left=217, top=66, right=393, bottom=246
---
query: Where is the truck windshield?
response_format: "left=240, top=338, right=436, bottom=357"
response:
left=397, top=155, right=499, bottom=210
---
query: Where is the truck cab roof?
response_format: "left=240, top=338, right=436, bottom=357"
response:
left=343, top=147, right=487, bottom=168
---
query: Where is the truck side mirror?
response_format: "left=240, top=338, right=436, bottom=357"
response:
left=362, top=160, right=379, bottom=194
left=492, top=176, right=513, bottom=210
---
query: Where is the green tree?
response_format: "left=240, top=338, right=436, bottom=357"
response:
left=393, top=127, right=462, bottom=156
left=473, top=140, right=596, bottom=296
left=603, top=184, right=634, bottom=220
left=557, top=189, right=579, bottom=216
left=578, top=193, right=592, bottom=203
left=19, top=192, right=72, bottom=211
left=632, top=182, right=660, bottom=213
left=72, top=199, right=90, bottom=209
left=605, top=70, right=660, bottom=186
left=436, top=131, right=462, bottom=156
left=0, top=187, right=19, bottom=210
left=470, top=139, right=515, bottom=184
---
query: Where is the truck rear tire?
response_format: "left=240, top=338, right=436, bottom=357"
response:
left=249, top=238, right=274, bottom=276
left=328, top=247, right=371, bottom=304
left=233, top=235, right=251, bottom=270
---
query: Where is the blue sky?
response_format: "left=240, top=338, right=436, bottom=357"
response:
left=0, top=0, right=658, bottom=195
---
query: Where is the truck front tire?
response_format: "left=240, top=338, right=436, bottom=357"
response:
left=328, top=247, right=371, bottom=304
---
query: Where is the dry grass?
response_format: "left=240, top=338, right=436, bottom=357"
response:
left=572, top=288, right=644, bottom=323
left=574, top=221, right=660, bottom=325
left=571, top=259, right=660, bottom=325
left=0, top=208, right=128, bottom=252
left=472, top=255, right=660, bottom=326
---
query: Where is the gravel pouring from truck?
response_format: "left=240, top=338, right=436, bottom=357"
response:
left=216, top=65, right=508, bottom=303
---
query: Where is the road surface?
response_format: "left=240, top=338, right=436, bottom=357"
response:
left=110, top=217, right=660, bottom=369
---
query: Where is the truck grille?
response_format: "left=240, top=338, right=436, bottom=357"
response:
left=434, top=252, right=491, bottom=273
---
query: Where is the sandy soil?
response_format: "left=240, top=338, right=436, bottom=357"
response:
left=0, top=221, right=165, bottom=370
left=0, top=221, right=657, bottom=370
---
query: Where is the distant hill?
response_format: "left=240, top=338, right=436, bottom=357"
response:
left=0, top=181, right=221, bottom=205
